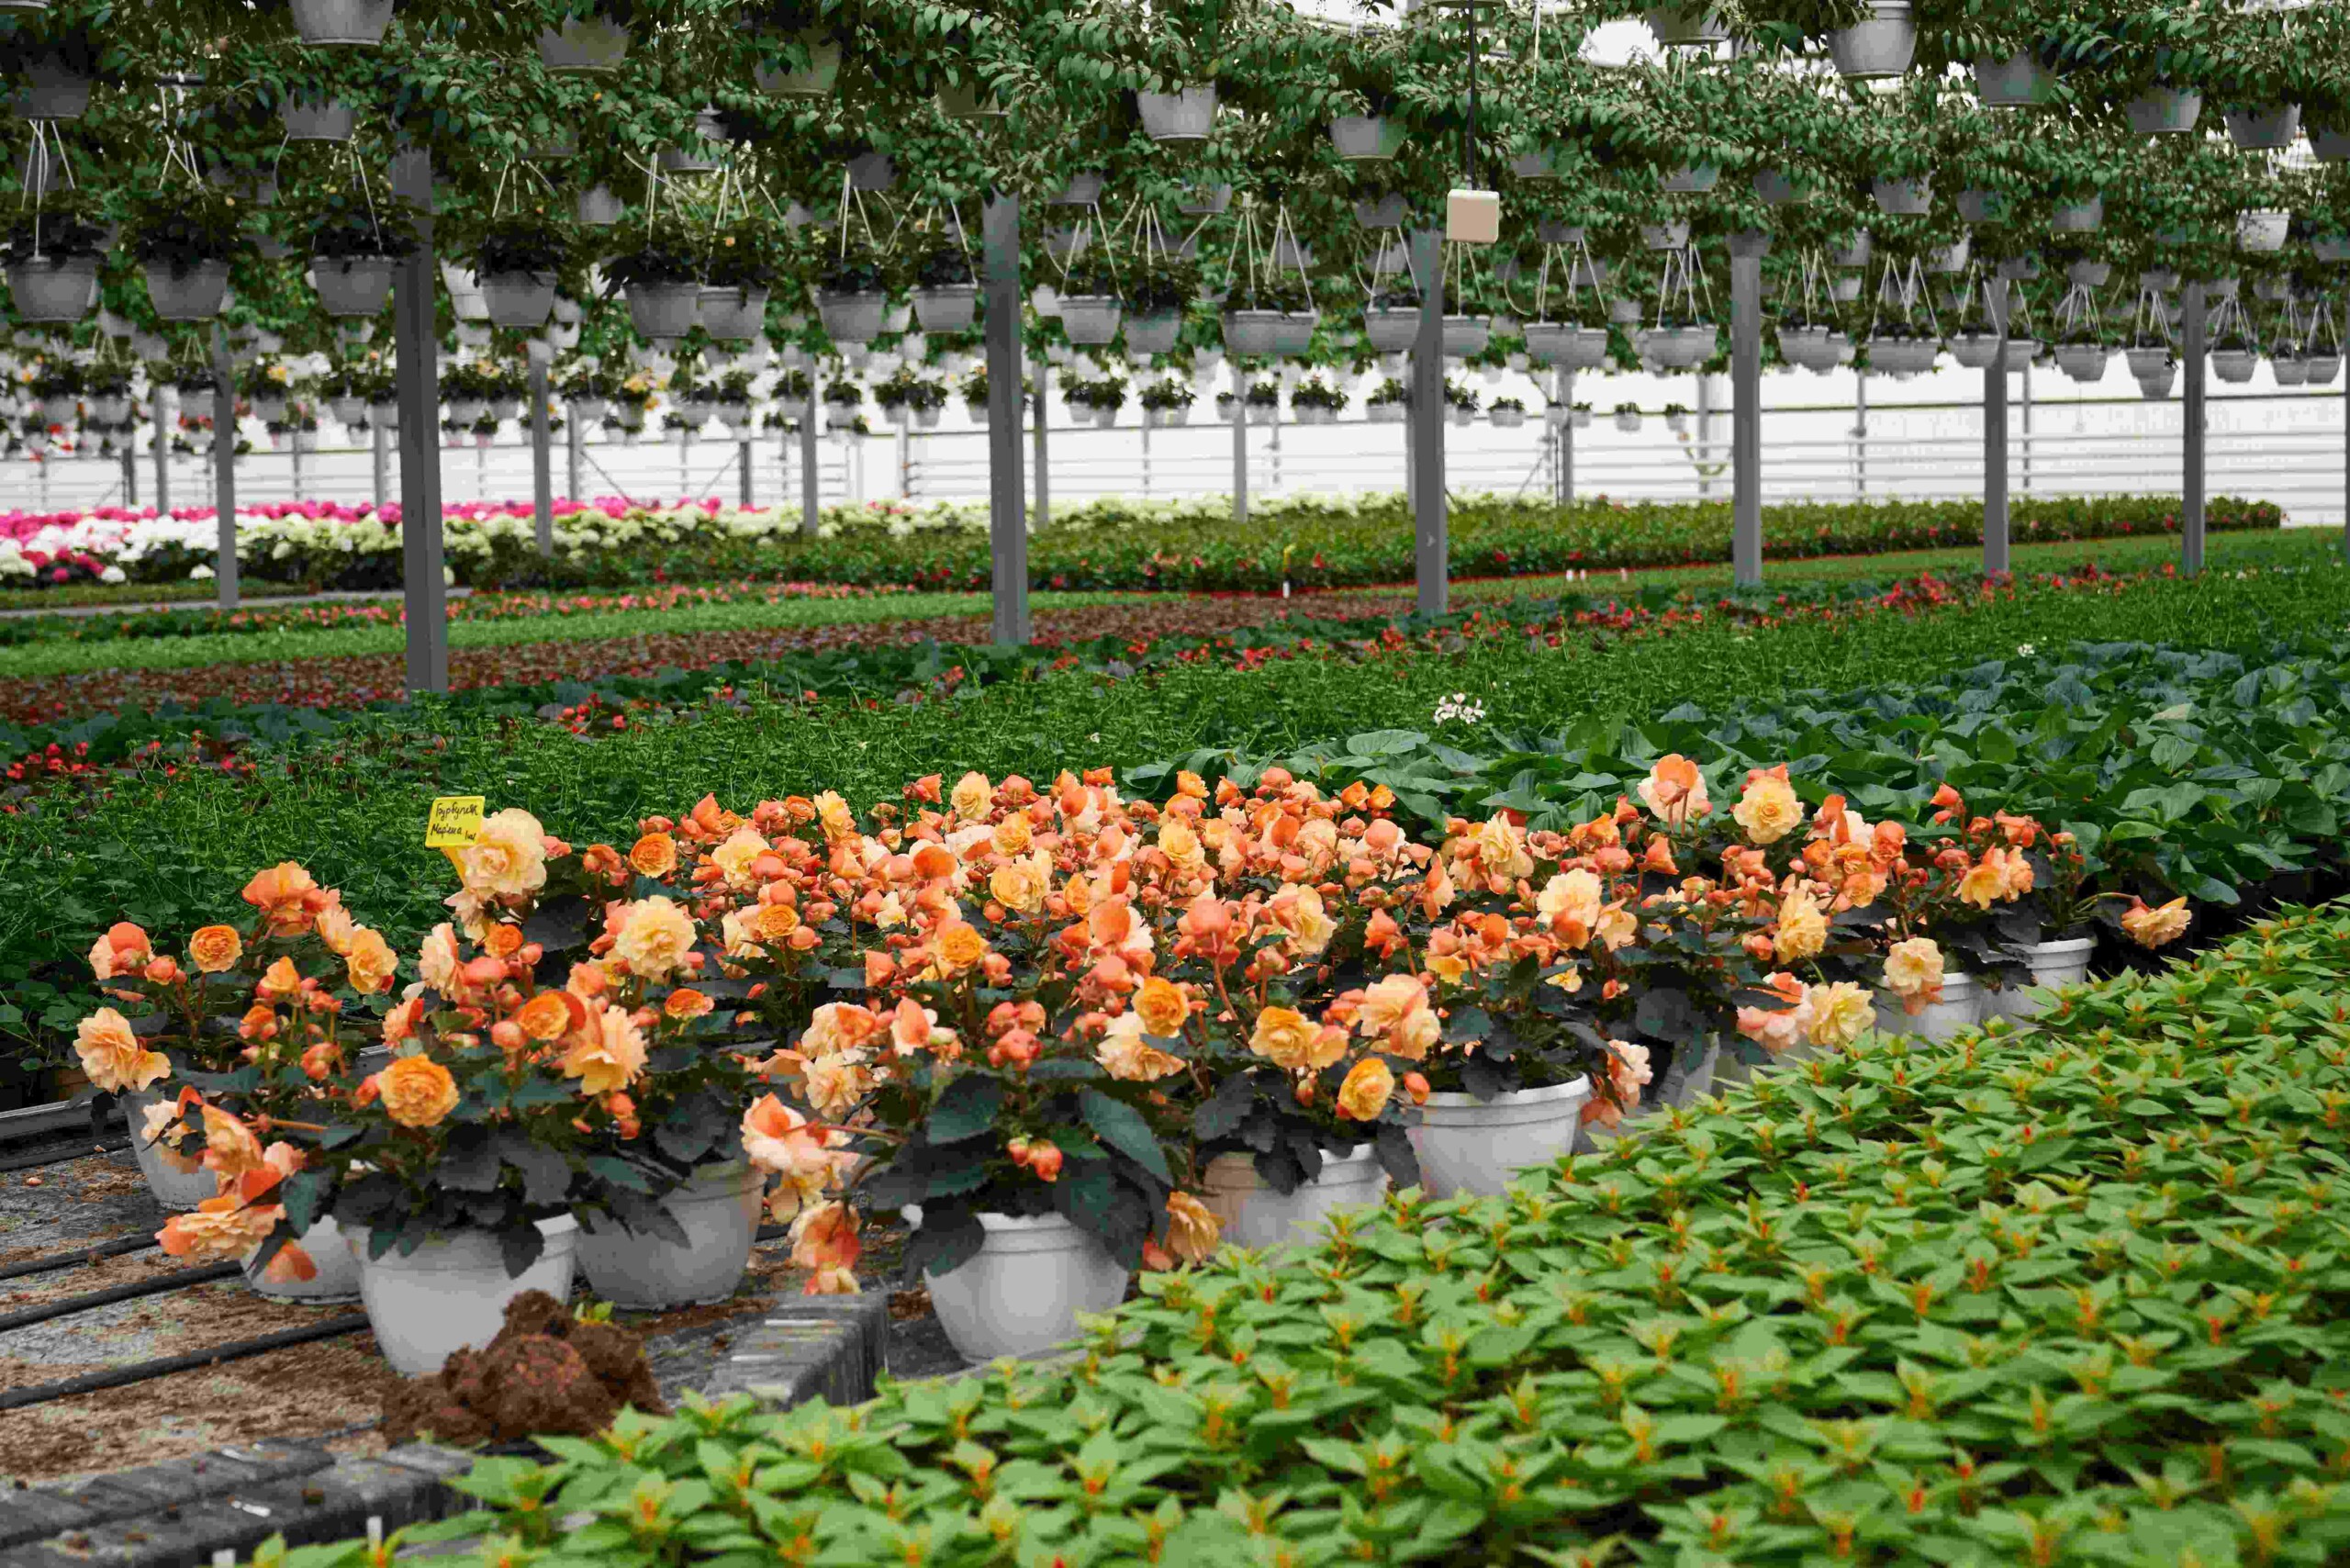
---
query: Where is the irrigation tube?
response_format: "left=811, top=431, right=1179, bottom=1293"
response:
left=0, top=1260, right=241, bottom=1333
left=0, top=1314, right=370, bottom=1412
left=0, top=1234, right=158, bottom=1283
left=0, top=1137, right=129, bottom=1175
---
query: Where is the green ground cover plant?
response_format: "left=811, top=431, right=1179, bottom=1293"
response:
left=259, top=905, right=2350, bottom=1568
left=3, top=558, right=2344, bottom=1088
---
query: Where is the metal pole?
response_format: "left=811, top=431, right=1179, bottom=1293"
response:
left=210, top=330, right=238, bottom=610
left=1695, top=371, right=1714, bottom=498
left=800, top=368, right=821, bottom=535
left=1269, top=389, right=1282, bottom=493
left=371, top=420, right=387, bottom=510
left=1560, top=365, right=1573, bottom=506
left=119, top=442, right=136, bottom=508
left=982, top=193, right=1028, bottom=645
left=1984, top=278, right=2010, bottom=577
left=1730, top=252, right=1762, bottom=588
left=290, top=422, right=304, bottom=499
left=1409, top=227, right=1447, bottom=617
left=2182, top=280, right=2207, bottom=577
left=742, top=433, right=755, bottom=508
left=1231, top=362, right=1248, bottom=522
left=391, top=148, right=448, bottom=695
left=153, top=389, right=170, bottom=514
left=1031, top=359, right=1049, bottom=529
left=530, top=358, right=554, bottom=557
left=567, top=417, right=583, bottom=502
left=1852, top=370, right=1868, bottom=498
left=2020, top=360, right=2033, bottom=492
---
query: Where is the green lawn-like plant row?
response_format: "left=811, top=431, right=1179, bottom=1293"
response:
left=4, top=557, right=2345, bottom=1081
left=261, top=906, right=2350, bottom=1568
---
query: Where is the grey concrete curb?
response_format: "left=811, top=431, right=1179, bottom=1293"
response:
left=1, top=1298, right=890, bottom=1568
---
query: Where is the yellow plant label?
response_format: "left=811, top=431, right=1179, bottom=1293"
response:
left=426, top=796, right=487, bottom=849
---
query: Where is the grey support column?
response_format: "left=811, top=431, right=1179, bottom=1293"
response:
left=800, top=366, right=821, bottom=534
left=1409, top=227, right=1447, bottom=617
left=1555, top=365, right=1572, bottom=506
left=1984, top=278, right=2010, bottom=577
left=1031, top=360, right=1049, bottom=529
left=2182, top=281, right=2207, bottom=577
left=391, top=148, right=448, bottom=695
left=371, top=420, right=387, bottom=510
left=119, top=442, right=136, bottom=507
left=1730, top=250, right=1762, bottom=589
left=1231, top=362, right=1248, bottom=522
left=154, top=389, right=170, bottom=514
left=211, top=330, right=238, bottom=610
left=567, top=417, right=583, bottom=502
left=982, top=193, right=1028, bottom=645
left=741, top=431, right=755, bottom=508
left=530, top=358, right=554, bottom=558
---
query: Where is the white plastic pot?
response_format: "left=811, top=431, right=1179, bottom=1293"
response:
left=124, top=1087, right=218, bottom=1212
left=699, top=285, right=769, bottom=341
left=1827, top=0, right=1915, bottom=80
left=577, top=1161, right=763, bottom=1309
left=576, top=185, right=624, bottom=227
left=1979, top=936, right=2095, bottom=1023
left=1656, top=1037, right=1721, bottom=1107
left=1136, top=84, right=1216, bottom=142
left=355, top=1218, right=579, bottom=1378
left=1870, top=175, right=1932, bottom=217
left=2051, top=196, right=2104, bottom=233
left=2210, top=350, right=2258, bottom=385
left=626, top=280, right=701, bottom=342
left=1662, top=163, right=1718, bottom=194
left=1354, top=193, right=1408, bottom=230
left=1329, top=116, right=1404, bottom=161
left=537, top=15, right=632, bottom=73
left=2312, top=122, right=2350, bottom=162
left=1641, top=220, right=1691, bottom=252
left=12, top=55, right=91, bottom=120
left=816, top=290, right=887, bottom=344
left=1440, top=314, right=1490, bottom=357
left=923, top=1213, right=1128, bottom=1363
left=754, top=30, right=841, bottom=98
left=246, top=1213, right=362, bottom=1303
left=1058, top=296, right=1123, bottom=346
left=1411, top=1078, right=1591, bottom=1198
left=480, top=271, right=557, bottom=329
left=1873, top=972, right=1981, bottom=1043
left=1647, top=5, right=1729, bottom=45
left=290, top=0, right=395, bottom=45
left=311, top=254, right=394, bottom=318
left=281, top=96, right=354, bottom=141
left=2125, top=85, right=2201, bottom=136
left=2225, top=103, right=2301, bottom=151
left=1123, top=311, right=1181, bottom=355
left=1752, top=167, right=1798, bottom=206
left=6, top=254, right=95, bottom=322
left=2235, top=210, right=2290, bottom=254
left=1201, top=1144, right=1385, bottom=1249
left=1973, top=50, right=2048, bottom=107
left=1954, top=187, right=2006, bottom=224
left=146, top=259, right=231, bottom=322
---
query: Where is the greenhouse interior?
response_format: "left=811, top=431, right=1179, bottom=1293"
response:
left=3, top=4, right=2350, bottom=1566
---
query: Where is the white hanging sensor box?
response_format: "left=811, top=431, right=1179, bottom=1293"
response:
left=1447, top=188, right=1500, bottom=244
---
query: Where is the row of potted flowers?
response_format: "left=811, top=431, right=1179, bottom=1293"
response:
left=73, top=758, right=2188, bottom=1371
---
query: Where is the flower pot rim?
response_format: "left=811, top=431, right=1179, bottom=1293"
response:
left=1204, top=1142, right=1375, bottom=1175
left=2025, top=935, right=2095, bottom=957
left=1421, top=1074, right=1594, bottom=1109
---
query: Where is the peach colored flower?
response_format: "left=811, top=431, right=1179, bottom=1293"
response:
left=2121, top=896, right=2191, bottom=948
left=935, top=922, right=988, bottom=972
left=76, top=1007, right=169, bottom=1095
left=1596, top=905, right=1639, bottom=952
left=1097, top=1013, right=1185, bottom=1081
left=1133, top=976, right=1190, bottom=1038
left=317, top=904, right=358, bottom=956
left=789, top=1199, right=861, bottom=1292
left=345, top=927, right=399, bottom=996
left=710, top=825, right=769, bottom=887
left=200, top=1104, right=265, bottom=1177
left=1731, top=767, right=1805, bottom=846
left=419, top=923, right=462, bottom=995
left=1537, top=868, right=1603, bottom=943
left=801, top=1052, right=877, bottom=1119
left=1336, top=1058, right=1395, bottom=1121
left=140, top=1096, right=193, bottom=1158
left=1162, top=1192, right=1222, bottom=1264
left=1264, top=884, right=1337, bottom=958
left=610, top=895, right=696, bottom=982
left=241, top=863, right=324, bottom=935
left=188, top=924, right=243, bottom=975
left=950, top=770, right=993, bottom=820
left=1956, top=848, right=2016, bottom=911
left=812, top=790, right=858, bottom=843
left=1353, top=974, right=1438, bottom=1059
left=989, top=852, right=1053, bottom=917
left=87, top=923, right=152, bottom=981
left=1882, top=936, right=1946, bottom=1014
left=1637, top=756, right=1711, bottom=828
left=374, top=1054, right=460, bottom=1129
left=1249, top=1006, right=1342, bottom=1072
left=991, top=812, right=1033, bottom=857
left=459, top=809, right=549, bottom=901
left=157, top=1193, right=277, bottom=1265
left=629, top=832, right=678, bottom=879
left=800, top=1002, right=885, bottom=1059
left=516, top=989, right=581, bottom=1041
left=1736, top=971, right=1810, bottom=1054
left=1773, top=884, right=1829, bottom=965
left=665, top=988, right=714, bottom=1021
left=1805, top=981, right=1874, bottom=1048
left=562, top=1003, right=647, bottom=1095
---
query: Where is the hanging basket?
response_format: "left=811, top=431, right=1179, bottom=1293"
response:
left=480, top=271, right=557, bottom=329
left=1947, top=330, right=1999, bottom=369
left=2272, top=354, right=2311, bottom=387
left=1362, top=307, right=1418, bottom=353
left=281, top=95, right=354, bottom=141
left=1220, top=308, right=1283, bottom=356
left=2065, top=258, right=2111, bottom=288
left=1607, top=297, right=1644, bottom=325
left=936, top=81, right=1006, bottom=119
left=1354, top=194, right=1407, bottom=230
left=1176, top=182, right=1231, bottom=217
left=815, top=289, right=888, bottom=344
left=2307, top=353, right=2343, bottom=386
left=576, top=185, right=624, bottom=227
left=2134, top=366, right=2177, bottom=400
left=1537, top=220, right=1586, bottom=246
left=1928, top=235, right=1971, bottom=274
left=2224, top=103, right=2301, bottom=151
left=538, top=16, right=632, bottom=73
left=1641, top=220, right=1691, bottom=251
left=1268, top=312, right=1317, bottom=357
left=2234, top=209, right=2289, bottom=254
left=755, top=30, right=841, bottom=98
left=627, top=280, right=702, bottom=341
left=1973, top=50, right=2050, bottom=107
left=2311, top=237, right=2350, bottom=264
left=1869, top=175, right=1931, bottom=217
left=1329, top=116, right=1404, bottom=161
left=1123, top=311, right=1182, bottom=355
left=2053, top=343, right=2109, bottom=384
left=912, top=285, right=979, bottom=332
left=1953, top=187, right=2007, bottom=224
left=2311, top=122, right=2350, bottom=162
left=1751, top=167, right=1797, bottom=206
left=1826, top=0, right=1915, bottom=80
left=2123, top=346, right=2172, bottom=381
left=1058, top=295, right=1123, bottom=346
left=1829, top=273, right=1863, bottom=303
left=146, top=258, right=231, bottom=321
left=2050, top=195, right=2103, bottom=233
left=1136, top=84, right=1216, bottom=143
left=1646, top=6, right=1729, bottom=45
left=1440, top=314, right=1491, bottom=357
left=290, top=0, right=395, bottom=45
left=1661, top=163, right=1718, bottom=194
left=312, top=254, right=395, bottom=318
left=2210, top=349, right=2258, bottom=385
left=1508, top=150, right=1557, bottom=181
left=699, top=285, right=769, bottom=341
left=6, top=253, right=95, bottom=322
left=11, top=55, right=91, bottom=121
left=1728, top=229, right=1771, bottom=259
left=2125, top=84, right=2202, bottom=135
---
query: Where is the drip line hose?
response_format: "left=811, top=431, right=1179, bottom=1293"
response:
left=0, top=1234, right=158, bottom=1282
left=0, top=1260, right=242, bottom=1334
left=0, top=1136, right=130, bottom=1175
left=0, top=1314, right=370, bottom=1412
